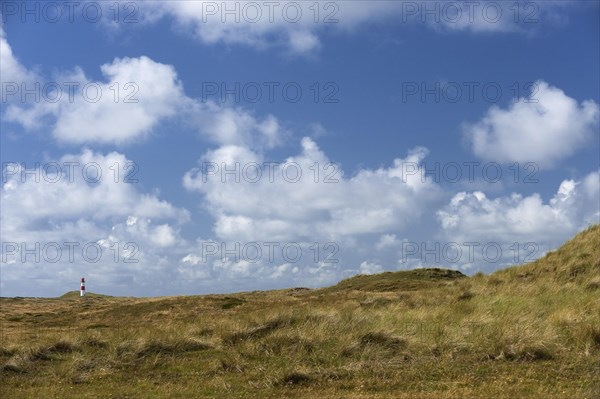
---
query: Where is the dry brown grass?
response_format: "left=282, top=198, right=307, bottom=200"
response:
left=1, top=225, right=598, bottom=398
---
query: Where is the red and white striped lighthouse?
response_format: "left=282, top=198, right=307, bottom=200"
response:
left=80, top=277, right=86, bottom=297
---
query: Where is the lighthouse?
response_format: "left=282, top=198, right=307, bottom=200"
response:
left=80, top=277, right=86, bottom=297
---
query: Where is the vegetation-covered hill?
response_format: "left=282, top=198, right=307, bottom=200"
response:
left=59, top=291, right=114, bottom=300
left=329, top=267, right=466, bottom=292
left=1, top=225, right=599, bottom=398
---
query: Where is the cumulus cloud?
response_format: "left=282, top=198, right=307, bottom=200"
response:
left=184, top=138, right=442, bottom=242
left=0, top=150, right=191, bottom=296
left=429, top=171, right=599, bottom=273
left=465, top=81, right=599, bottom=169
left=5, top=56, right=186, bottom=145
left=359, top=261, right=384, bottom=275
left=0, top=146, right=344, bottom=295
left=2, top=32, right=285, bottom=148
left=176, top=139, right=447, bottom=289
left=136, top=1, right=569, bottom=54
left=437, top=170, right=600, bottom=244
left=376, top=234, right=399, bottom=251
left=139, top=0, right=333, bottom=54
left=1, top=150, right=188, bottom=240
left=186, top=102, right=285, bottom=149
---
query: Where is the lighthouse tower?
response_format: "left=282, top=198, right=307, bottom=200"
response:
left=80, top=277, right=86, bottom=297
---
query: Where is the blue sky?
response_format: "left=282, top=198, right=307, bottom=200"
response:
left=1, top=1, right=599, bottom=297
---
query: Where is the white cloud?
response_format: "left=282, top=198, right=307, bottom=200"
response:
left=149, top=224, right=178, bottom=247
left=465, top=81, right=599, bottom=169
left=437, top=170, right=600, bottom=244
left=184, top=138, right=442, bottom=242
left=376, top=234, right=399, bottom=251
left=177, top=257, right=211, bottom=280
left=5, top=56, right=186, bottom=145
left=426, top=171, right=598, bottom=273
left=114, top=218, right=178, bottom=248
left=136, top=1, right=569, bottom=54
left=1, top=150, right=188, bottom=241
left=288, top=30, right=322, bottom=54
left=139, top=0, right=332, bottom=54
left=0, top=150, right=191, bottom=296
left=2, top=33, right=285, bottom=148
left=212, top=257, right=257, bottom=278
left=181, top=254, right=202, bottom=266
left=359, top=261, right=383, bottom=275
left=186, top=102, right=285, bottom=149
left=270, top=263, right=292, bottom=279
left=177, top=140, right=446, bottom=289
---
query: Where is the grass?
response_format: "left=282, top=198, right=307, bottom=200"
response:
left=0, top=225, right=599, bottom=398
left=328, top=267, right=466, bottom=292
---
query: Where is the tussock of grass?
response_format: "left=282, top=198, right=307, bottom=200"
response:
left=2, top=339, right=78, bottom=373
left=220, top=296, right=246, bottom=309
left=359, top=297, right=394, bottom=308
left=78, top=336, right=108, bottom=349
left=279, top=371, right=313, bottom=386
left=585, top=279, right=600, bottom=291
left=490, top=345, right=554, bottom=362
left=256, top=334, right=316, bottom=356
left=222, top=315, right=296, bottom=344
left=359, top=332, right=407, bottom=350
left=457, top=291, right=474, bottom=301
left=0, top=347, right=16, bottom=357
left=64, top=355, right=98, bottom=384
left=135, top=338, right=212, bottom=358
left=215, top=356, right=246, bottom=373
left=342, top=331, right=408, bottom=358
left=46, top=340, right=77, bottom=354
left=2, top=355, right=29, bottom=374
left=114, top=337, right=212, bottom=359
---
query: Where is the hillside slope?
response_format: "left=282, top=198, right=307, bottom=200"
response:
left=494, top=224, right=600, bottom=284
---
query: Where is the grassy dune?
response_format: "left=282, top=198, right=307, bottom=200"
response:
left=1, top=225, right=599, bottom=398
